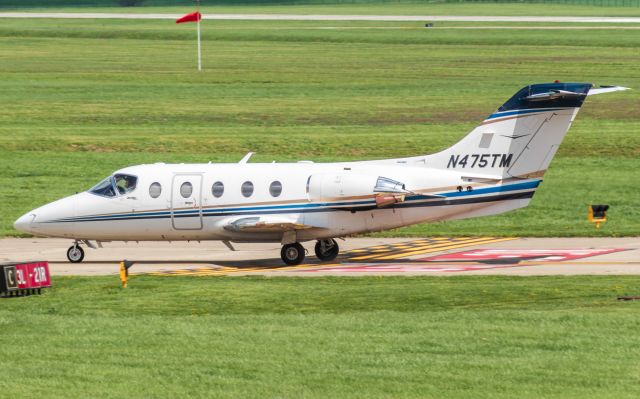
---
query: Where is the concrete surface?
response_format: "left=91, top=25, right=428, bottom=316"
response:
left=1, top=237, right=638, bottom=276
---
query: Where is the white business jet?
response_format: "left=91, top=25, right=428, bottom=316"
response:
left=14, top=83, right=628, bottom=265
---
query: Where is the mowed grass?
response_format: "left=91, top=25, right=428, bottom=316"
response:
left=1, top=276, right=640, bottom=398
left=9, top=2, right=640, bottom=17
left=0, top=17, right=639, bottom=236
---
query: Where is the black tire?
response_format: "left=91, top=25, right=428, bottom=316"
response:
left=281, top=243, right=305, bottom=266
left=315, top=239, right=339, bottom=261
left=67, top=245, right=84, bottom=263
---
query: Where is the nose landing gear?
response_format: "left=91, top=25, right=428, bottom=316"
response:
left=67, top=243, right=85, bottom=263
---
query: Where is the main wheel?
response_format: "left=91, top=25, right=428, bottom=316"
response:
left=67, top=245, right=85, bottom=263
left=315, top=239, right=339, bottom=261
left=281, top=243, right=305, bottom=266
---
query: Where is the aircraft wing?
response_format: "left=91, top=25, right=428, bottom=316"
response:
left=588, top=86, right=630, bottom=96
left=223, top=216, right=315, bottom=233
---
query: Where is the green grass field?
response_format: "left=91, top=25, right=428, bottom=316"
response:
left=6, top=2, right=640, bottom=17
left=0, top=11, right=638, bottom=237
left=1, top=275, right=640, bottom=398
left=1, top=7, right=639, bottom=397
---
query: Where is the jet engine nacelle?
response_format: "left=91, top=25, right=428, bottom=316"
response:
left=307, top=174, right=408, bottom=208
left=307, top=173, right=378, bottom=202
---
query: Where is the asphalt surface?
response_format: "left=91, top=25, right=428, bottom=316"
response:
left=1, top=237, right=638, bottom=276
left=1, top=13, right=640, bottom=23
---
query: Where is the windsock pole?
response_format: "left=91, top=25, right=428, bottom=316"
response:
left=197, top=0, right=202, bottom=71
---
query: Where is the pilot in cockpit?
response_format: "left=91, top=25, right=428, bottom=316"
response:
left=115, top=174, right=137, bottom=195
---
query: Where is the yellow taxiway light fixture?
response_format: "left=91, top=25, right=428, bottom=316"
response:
left=119, top=260, right=134, bottom=288
left=588, top=204, right=609, bottom=229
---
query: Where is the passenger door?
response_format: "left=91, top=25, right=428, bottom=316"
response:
left=171, top=174, right=203, bottom=230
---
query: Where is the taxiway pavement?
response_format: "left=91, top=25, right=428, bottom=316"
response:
left=1, top=237, right=638, bottom=277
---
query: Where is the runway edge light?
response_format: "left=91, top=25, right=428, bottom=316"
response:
left=588, top=204, right=609, bottom=229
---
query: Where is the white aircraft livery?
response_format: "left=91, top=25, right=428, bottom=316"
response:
left=14, top=82, right=628, bottom=265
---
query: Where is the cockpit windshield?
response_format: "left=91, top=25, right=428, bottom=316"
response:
left=90, top=177, right=117, bottom=197
left=89, top=174, right=137, bottom=198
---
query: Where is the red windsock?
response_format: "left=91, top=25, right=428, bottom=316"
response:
left=176, top=12, right=202, bottom=24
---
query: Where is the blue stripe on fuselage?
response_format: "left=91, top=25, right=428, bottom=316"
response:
left=48, top=179, right=542, bottom=223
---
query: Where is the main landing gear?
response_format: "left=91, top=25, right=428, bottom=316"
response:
left=67, top=243, right=85, bottom=263
left=314, top=239, right=339, bottom=262
left=280, top=239, right=340, bottom=266
left=281, top=243, right=306, bottom=266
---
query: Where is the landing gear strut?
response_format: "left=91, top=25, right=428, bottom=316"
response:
left=281, top=242, right=305, bottom=266
left=315, top=239, right=339, bottom=261
left=67, top=243, right=85, bottom=263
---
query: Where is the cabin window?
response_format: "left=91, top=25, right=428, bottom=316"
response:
left=89, top=176, right=117, bottom=198
left=241, top=181, right=254, bottom=198
left=149, top=182, right=162, bottom=198
left=212, top=181, right=224, bottom=198
left=269, top=181, right=282, bottom=197
left=114, top=174, right=137, bottom=195
left=180, top=182, right=193, bottom=198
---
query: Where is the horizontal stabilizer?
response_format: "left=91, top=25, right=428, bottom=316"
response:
left=524, top=89, right=584, bottom=102
left=588, top=85, right=630, bottom=96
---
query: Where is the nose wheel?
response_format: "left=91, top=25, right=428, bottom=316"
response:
left=67, top=244, right=85, bottom=263
left=281, top=243, right=305, bottom=266
left=315, top=239, right=339, bottom=261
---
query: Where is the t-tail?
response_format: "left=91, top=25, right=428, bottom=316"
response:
left=424, top=82, right=628, bottom=179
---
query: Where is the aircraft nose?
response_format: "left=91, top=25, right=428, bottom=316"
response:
left=14, top=212, right=35, bottom=234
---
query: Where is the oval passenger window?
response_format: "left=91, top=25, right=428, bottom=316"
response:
left=149, top=182, right=162, bottom=198
left=212, top=181, right=224, bottom=198
left=269, top=181, right=282, bottom=197
left=241, top=181, right=254, bottom=198
left=180, top=182, right=193, bottom=198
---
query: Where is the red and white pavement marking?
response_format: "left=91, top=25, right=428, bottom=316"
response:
left=420, top=248, right=627, bottom=263
left=293, top=249, right=629, bottom=274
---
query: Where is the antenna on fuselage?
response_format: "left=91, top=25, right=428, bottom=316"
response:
left=239, top=152, right=254, bottom=164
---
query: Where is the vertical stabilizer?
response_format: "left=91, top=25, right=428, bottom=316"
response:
left=424, top=83, right=592, bottom=178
